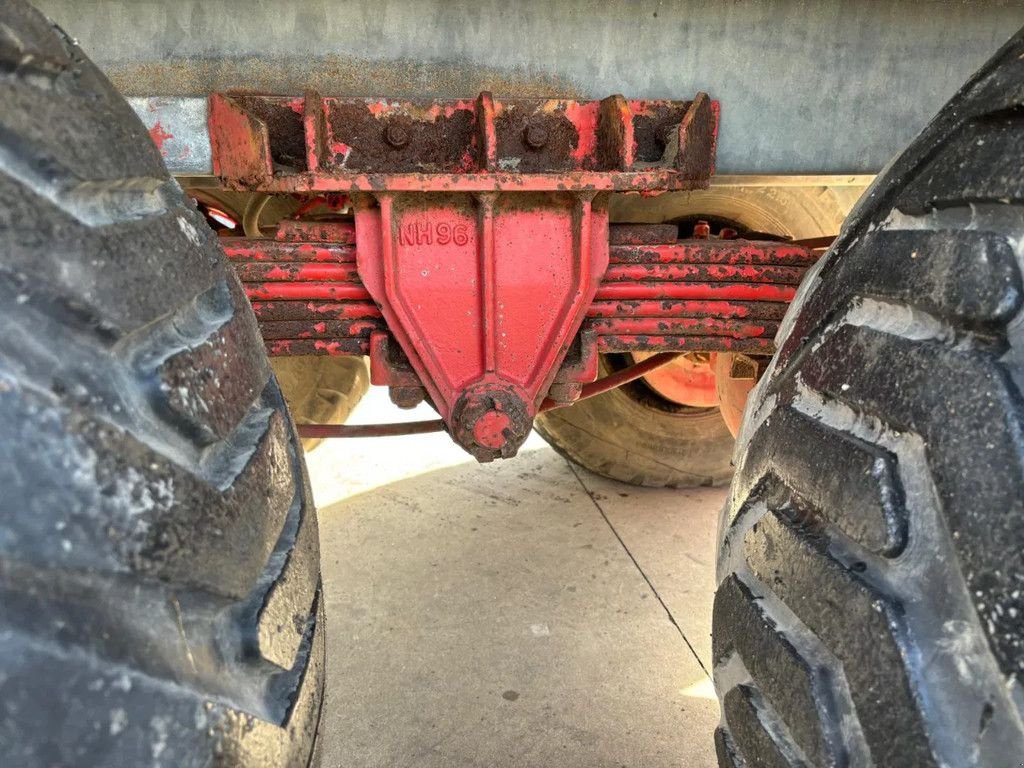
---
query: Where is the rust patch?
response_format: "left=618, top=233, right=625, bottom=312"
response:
left=328, top=101, right=475, bottom=173
left=677, top=94, right=716, bottom=179
left=230, top=95, right=307, bottom=171
left=608, top=223, right=678, bottom=245
left=597, top=95, right=632, bottom=171
left=632, top=103, right=689, bottom=163
left=494, top=106, right=579, bottom=173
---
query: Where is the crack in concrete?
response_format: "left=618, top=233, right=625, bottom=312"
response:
left=566, top=461, right=711, bottom=680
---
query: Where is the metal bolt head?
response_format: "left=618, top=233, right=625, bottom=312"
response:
left=523, top=123, right=549, bottom=150
left=384, top=123, right=409, bottom=149
left=389, top=385, right=426, bottom=409
left=451, top=386, right=532, bottom=462
left=472, top=409, right=512, bottom=450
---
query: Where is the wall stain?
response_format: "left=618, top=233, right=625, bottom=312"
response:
left=105, top=54, right=583, bottom=99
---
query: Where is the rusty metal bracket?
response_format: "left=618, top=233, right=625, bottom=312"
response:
left=208, top=91, right=718, bottom=192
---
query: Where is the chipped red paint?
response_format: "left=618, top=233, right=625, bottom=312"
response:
left=634, top=352, right=721, bottom=408
left=148, top=121, right=174, bottom=156
left=206, top=91, right=822, bottom=459
left=585, top=299, right=787, bottom=320
left=245, top=282, right=372, bottom=301
left=224, top=223, right=815, bottom=458
left=608, top=224, right=679, bottom=246
left=593, top=282, right=797, bottom=302
left=207, top=91, right=718, bottom=192
left=275, top=219, right=355, bottom=243
left=226, top=233, right=810, bottom=357
left=232, top=262, right=358, bottom=283
left=586, top=317, right=778, bottom=339
left=223, top=241, right=355, bottom=263
left=602, top=263, right=807, bottom=285
left=608, top=241, right=818, bottom=266
left=595, top=336, right=776, bottom=354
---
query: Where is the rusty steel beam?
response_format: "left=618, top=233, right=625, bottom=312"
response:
left=295, top=351, right=686, bottom=440
left=206, top=91, right=718, bottom=193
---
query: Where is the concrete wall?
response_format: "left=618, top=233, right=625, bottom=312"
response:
left=36, top=0, right=1023, bottom=173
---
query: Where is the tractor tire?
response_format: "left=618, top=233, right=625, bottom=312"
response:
left=713, top=28, right=1024, bottom=768
left=609, top=184, right=861, bottom=241
left=535, top=355, right=735, bottom=487
left=270, top=356, right=369, bottom=453
left=0, top=3, right=323, bottom=766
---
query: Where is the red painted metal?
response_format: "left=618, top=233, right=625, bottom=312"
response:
left=209, top=90, right=819, bottom=460
left=209, top=89, right=719, bottom=459
left=229, top=227, right=814, bottom=454
left=229, top=234, right=808, bottom=358
left=353, top=191, right=608, bottom=460
left=296, top=351, right=683, bottom=439
left=633, top=352, right=720, bottom=408
left=208, top=92, right=718, bottom=193
left=714, top=352, right=765, bottom=437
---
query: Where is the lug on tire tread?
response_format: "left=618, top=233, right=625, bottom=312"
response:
left=714, top=28, right=1024, bottom=768
left=0, top=3, right=322, bottom=765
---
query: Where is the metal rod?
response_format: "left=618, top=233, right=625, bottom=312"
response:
left=242, top=193, right=271, bottom=238
left=294, top=352, right=685, bottom=439
left=297, top=419, right=446, bottom=438
left=540, top=351, right=681, bottom=411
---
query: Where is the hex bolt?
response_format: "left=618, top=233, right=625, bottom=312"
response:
left=384, top=124, right=409, bottom=149
left=389, top=385, right=426, bottom=409
left=523, top=123, right=549, bottom=150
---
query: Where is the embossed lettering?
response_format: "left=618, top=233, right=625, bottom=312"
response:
left=398, top=221, right=471, bottom=247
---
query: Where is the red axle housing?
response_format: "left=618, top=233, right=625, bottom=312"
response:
left=210, top=91, right=814, bottom=460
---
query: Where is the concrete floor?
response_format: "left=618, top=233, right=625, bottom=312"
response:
left=307, top=388, right=724, bottom=768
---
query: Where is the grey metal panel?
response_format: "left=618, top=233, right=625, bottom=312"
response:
left=41, top=0, right=1022, bottom=174
left=127, top=97, right=211, bottom=175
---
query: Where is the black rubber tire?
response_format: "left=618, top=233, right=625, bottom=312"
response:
left=712, top=28, right=1024, bottom=768
left=0, top=4, right=323, bottom=766
left=535, top=356, right=734, bottom=487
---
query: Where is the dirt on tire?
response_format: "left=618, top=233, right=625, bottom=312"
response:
left=713, top=27, right=1024, bottom=767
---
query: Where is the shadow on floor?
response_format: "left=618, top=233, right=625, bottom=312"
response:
left=312, top=433, right=725, bottom=768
